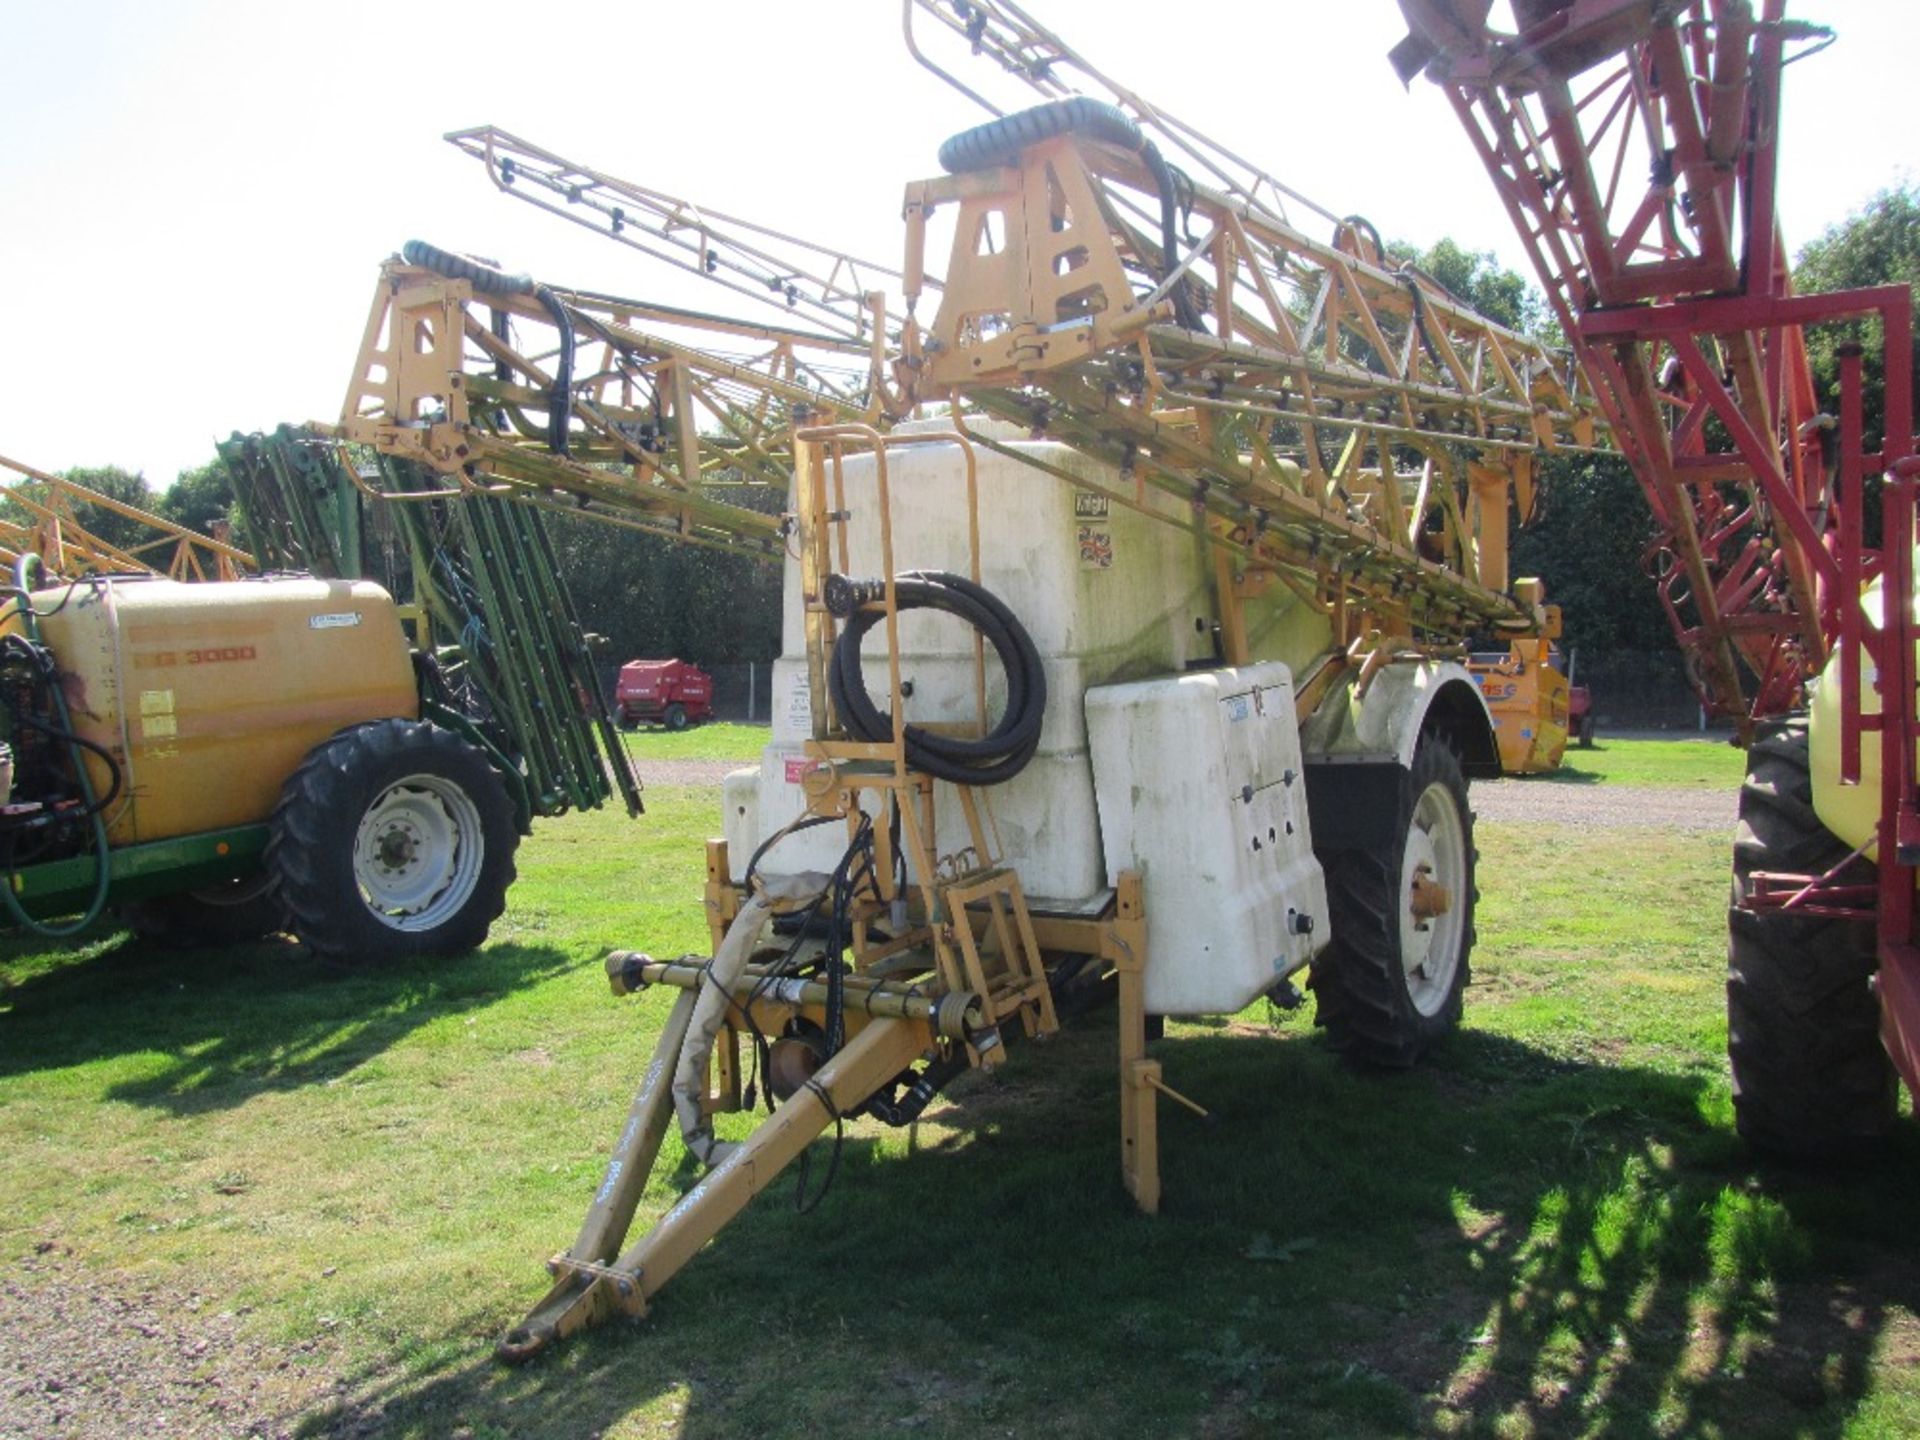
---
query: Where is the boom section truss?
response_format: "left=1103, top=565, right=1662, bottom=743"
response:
left=0, top=454, right=255, bottom=582
left=902, top=0, right=1343, bottom=234
left=1393, top=0, right=1860, bottom=726
left=335, top=255, right=892, bottom=558
left=900, top=125, right=1608, bottom=642
left=445, top=124, right=915, bottom=356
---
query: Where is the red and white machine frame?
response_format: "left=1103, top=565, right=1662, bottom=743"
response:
left=1394, top=0, right=1918, bottom=1086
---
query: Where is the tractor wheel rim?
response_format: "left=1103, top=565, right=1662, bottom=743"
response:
left=1399, top=779, right=1467, bottom=1017
left=352, top=773, right=484, bottom=932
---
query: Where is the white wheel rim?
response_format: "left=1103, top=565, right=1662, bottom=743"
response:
left=1400, top=779, right=1468, bottom=1017
left=351, top=773, right=484, bottom=933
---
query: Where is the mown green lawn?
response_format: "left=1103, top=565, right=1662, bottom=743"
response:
left=619, top=722, right=768, bottom=761
left=1, top=745, right=1914, bottom=1438
left=1545, top=736, right=1748, bottom=789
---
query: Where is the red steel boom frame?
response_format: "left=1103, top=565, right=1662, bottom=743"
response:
left=1393, top=0, right=1919, bottom=1087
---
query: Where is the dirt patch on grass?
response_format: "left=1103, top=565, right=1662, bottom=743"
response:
left=635, top=759, right=746, bottom=789
left=0, top=1248, right=340, bottom=1438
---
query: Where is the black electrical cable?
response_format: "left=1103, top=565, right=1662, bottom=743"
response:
left=726, top=811, right=883, bottom=1117
left=819, top=811, right=876, bottom=1057
left=743, top=811, right=841, bottom=893
left=782, top=816, right=879, bottom=1214
left=828, top=571, right=1045, bottom=786
left=0, top=636, right=124, bottom=818
left=792, top=1076, right=845, bottom=1214
left=5, top=713, right=123, bottom=820
left=8, top=577, right=89, bottom=623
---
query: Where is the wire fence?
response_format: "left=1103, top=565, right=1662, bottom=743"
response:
left=1569, top=649, right=1729, bottom=733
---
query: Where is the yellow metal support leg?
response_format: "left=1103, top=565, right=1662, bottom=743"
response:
left=499, top=1009, right=930, bottom=1361
left=1108, top=872, right=1160, bottom=1215
left=606, top=1017, right=929, bottom=1306
left=499, top=988, right=698, bottom=1361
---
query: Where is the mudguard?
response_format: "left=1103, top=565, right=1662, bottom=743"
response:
left=1297, top=660, right=1501, bottom=852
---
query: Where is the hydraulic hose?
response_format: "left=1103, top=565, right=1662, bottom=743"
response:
left=533, top=286, right=574, bottom=457
left=673, top=870, right=830, bottom=1170
left=826, top=571, right=1046, bottom=786
left=863, top=1051, right=969, bottom=1127
left=0, top=556, right=113, bottom=939
left=935, top=99, right=1200, bottom=330
left=400, top=239, right=573, bottom=456
left=1139, top=140, right=1202, bottom=331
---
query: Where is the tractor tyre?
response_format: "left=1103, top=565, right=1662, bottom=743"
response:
left=1310, top=738, right=1477, bottom=1067
left=665, top=703, right=689, bottom=731
left=1578, top=713, right=1596, bottom=748
left=269, top=718, right=518, bottom=965
left=122, top=871, right=290, bottom=948
left=1727, top=719, right=1894, bottom=1159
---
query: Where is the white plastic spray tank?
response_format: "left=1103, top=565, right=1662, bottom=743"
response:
left=723, top=417, right=1347, bottom=1016
left=726, top=418, right=1209, bottom=901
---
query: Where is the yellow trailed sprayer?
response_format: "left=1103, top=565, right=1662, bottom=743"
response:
left=0, top=443, right=637, bottom=955
left=343, top=26, right=1618, bottom=1354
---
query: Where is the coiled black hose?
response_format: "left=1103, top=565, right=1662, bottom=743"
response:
left=827, top=571, right=1045, bottom=786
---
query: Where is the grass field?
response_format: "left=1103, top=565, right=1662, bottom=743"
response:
left=2, top=743, right=1916, bottom=1438
left=619, top=722, right=769, bottom=762
left=1546, top=736, right=1749, bottom=790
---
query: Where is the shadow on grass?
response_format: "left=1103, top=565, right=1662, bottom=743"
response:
left=294, top=1021, right=1920, bottom=1440
left=1520, top=743, right=1614, bottom=785
left=1521, top=766, right=1603, bottom=785
left=0, top=930, right=573, bottom=1113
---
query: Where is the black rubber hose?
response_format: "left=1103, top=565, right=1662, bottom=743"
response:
left=864, top=1050, right=971, bottom=1127
left=827, top=571, right=1045, bottom=786
left=1140, top=139, right=1202, bottom=330
left=1340, top=214, right=1387, bottom=260
left=1398, top=268, right=1443, bottom=370
left=0, top=635, right=123, bottom=820
left=534, top=286, right=574, bottom=458
left=490, top=306, right=512, bottom=383
left=936, top=96, right=1142, bottom=174
left=397, top=241, right=571, bottom=457
left=400, top=239, right=533, bottom=296
left=7, top=711, right=123, bottom=819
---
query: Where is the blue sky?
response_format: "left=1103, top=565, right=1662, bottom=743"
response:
left=1, top=0, right=1912, bottom=490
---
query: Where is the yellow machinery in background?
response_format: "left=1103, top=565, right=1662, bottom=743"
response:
left=0, top=553, right=517, bottom=953
left=0, top=445, right=635, bottom=953
left=0, top=453, right=253, bottom=584
left=1467, top=599, right=1572, bottom=775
